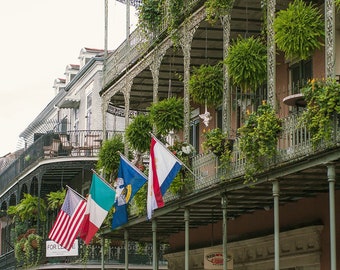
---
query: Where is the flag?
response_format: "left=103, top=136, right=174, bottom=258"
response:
left=112, top=155, right=147, bottom=229
left=48, top=188, right=87, bottom=250
left=79, top=173, right=116, bottom=244
left=147, top=135, right=182, bottom=220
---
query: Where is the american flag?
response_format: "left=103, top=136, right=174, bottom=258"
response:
left=48, top=188, right=87, bottom=250
left=115, top=0, right=142, bottom=8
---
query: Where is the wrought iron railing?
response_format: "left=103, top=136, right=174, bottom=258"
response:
left=0, top=241, right=168, bottom=269
left=0, top=130, right=123, bottom=194
left=103, top=0, right=202, bottom=88
left=190, top=112, right=340, bottom=190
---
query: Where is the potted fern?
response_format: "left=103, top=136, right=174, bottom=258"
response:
left=126, top=114, right=153, bottom=153
left=189, top=64, right=224, bottom=107
left=148, top=97, right=184, bottom=136
left=224, top=36, right=267, bottom=93
left=274, top=0, right=324, bottom=61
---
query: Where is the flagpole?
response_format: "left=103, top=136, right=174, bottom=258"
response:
left=91, top=169, right=116, bottom=191
left=150, top=133, right=202, bottom=181
left=66, top=185, right=87, bottom=200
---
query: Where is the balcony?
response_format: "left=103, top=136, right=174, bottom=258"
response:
left=0, top=130, right=123, bottom=193
left=190, top=111, right=340, bottom=191
left=103, top=0, right=202, bottom=89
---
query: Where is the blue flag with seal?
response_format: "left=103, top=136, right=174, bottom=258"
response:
left=112, top=154, right=147, bottom=229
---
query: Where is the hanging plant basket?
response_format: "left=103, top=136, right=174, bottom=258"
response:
left=126, top=114, right=153, bottom=153
left=224, top=36, right=267, bottom=92
left=189, top=64, right=223, bottom=107
left=148, top=97, right=184, bottom=136
left=274, top=0, right=324, bottom=61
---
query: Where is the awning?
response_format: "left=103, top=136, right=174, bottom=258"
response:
left=57, top=95, right=80, bottom=109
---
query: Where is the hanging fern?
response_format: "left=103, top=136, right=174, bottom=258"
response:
left=148, top=97, right=184, bottom=136
left=189, top=64, right=224, bottom=107
left=225, top=36, right=267, bottom=92
left=96, top=134, right=125, bottom=180
left=126, top=114, right=153, bottom=153
left=274, top=0, right=324, bottom=60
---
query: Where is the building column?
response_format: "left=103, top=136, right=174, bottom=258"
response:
left=101, top=98, right=109, bottom=141
left=325, top=0, right=336, bottom=78
left=221, top=194, right=228, bottom=270
left=184, top=207, right=190, bottom=270
left=327, top=163, right=337, bottom=270
left=150, top=51, right=165, bottom=104
left=267, top=0, right=276, bottom=109
left=124, top=230, right=129, bottom=270
left=123, top=80, right=133, bottom=156
left=152, top=219, right=158, bottom=270
left=220, top=3, right=233, bottom=135
left=272, top=180, right=280, bottom=270
left=180, top=23, right=199, bottom=142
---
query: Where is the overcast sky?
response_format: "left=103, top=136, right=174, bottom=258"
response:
left=0, top=0, right=138, bottom=157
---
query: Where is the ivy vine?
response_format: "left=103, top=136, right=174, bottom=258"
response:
left=300, top=78, right=340, bottom=148
left=238, top=103, right=282, bottom=182
left=204, top=0, right=235, bottom=24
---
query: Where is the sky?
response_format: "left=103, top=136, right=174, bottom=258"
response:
left=0, top=0, right=138, bottom=157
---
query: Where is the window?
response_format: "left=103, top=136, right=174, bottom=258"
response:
left=190, top=108, right=200, bottom=153
left=290, top=59, right=313, bottom=95
left=86, top=93, right=92, bottom=130
left=190, top=118, right=200, bottom=153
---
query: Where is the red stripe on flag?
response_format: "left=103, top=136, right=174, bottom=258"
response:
left=48, top=190, right=87, bottom=250
left=150, top=137, right=164, bottom=208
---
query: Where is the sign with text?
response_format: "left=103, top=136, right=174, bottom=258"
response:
left=204, top=247, right=233, bottom=270
left=46, top=239, right=79, bottom=257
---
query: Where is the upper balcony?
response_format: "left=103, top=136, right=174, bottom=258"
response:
left=0, top=130, right=122, bottom=194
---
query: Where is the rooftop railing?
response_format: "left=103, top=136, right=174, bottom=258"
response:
left=103, top=0, right=202, bottom=88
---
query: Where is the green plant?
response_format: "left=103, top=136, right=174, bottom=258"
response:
left=336, top=0, right=340, bottom=10
left=168, top=0, right=185, bottom=33
left=274, top=0, right=324, bottom=61
left=189, top=64, right=224, bottom=107
left=15, top=238, right=26, bottom=265
left=126, top=114, right=152, bottom=153
left=167, top=140, right=195, bottom=195
left=205, top=0, right=234, bottom=24
left=138, top=0, right=165, bottom=34
left=224, top=36, right=267, bottom=92
left=46, top=189, right=66, bottom=211
left=14, top=232, right=42, bottom=267
left=96, top=134, right=125, bottom=181
left=148, top=97, right=184, bottom=136
left=134, top=184, right=148, bottom=216
left=7, top=193, right=47, bottom=225
left=300, top=78, right=340, bottom=147
left=238, top=102, right=282, bottom=182
left=202, top=128, right=233, bottom=169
